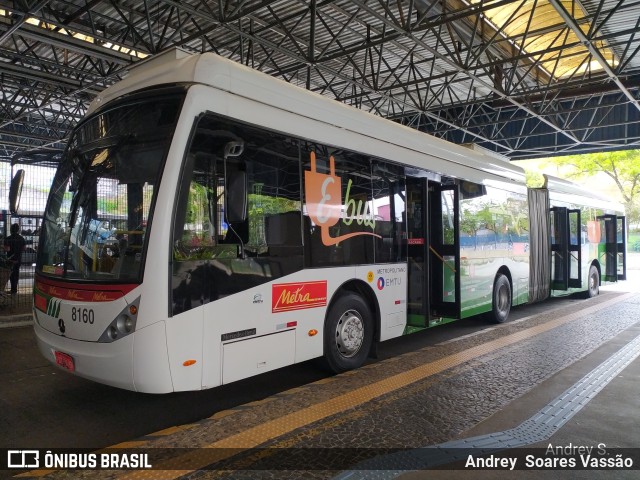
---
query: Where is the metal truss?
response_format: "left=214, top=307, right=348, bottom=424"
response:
left=1, top=0, right=639, bottom=161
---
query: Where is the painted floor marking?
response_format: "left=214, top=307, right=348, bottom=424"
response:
left=335, top=331, right=640, bottom=478
left=112, top=292, right=637, bottom=480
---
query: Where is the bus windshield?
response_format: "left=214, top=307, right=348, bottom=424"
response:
left=37, top=93, right=184, bottom=282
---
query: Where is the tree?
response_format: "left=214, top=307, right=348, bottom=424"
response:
left=547, top=150, right=640, bottom=227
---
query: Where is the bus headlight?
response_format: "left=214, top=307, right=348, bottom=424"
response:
left=98, top=297, right=140, bottom=343
left=108, top=325, right=118, bottom=340
left=116, top=314, right=134, bottom=334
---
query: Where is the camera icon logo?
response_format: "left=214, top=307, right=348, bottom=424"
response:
left=7, top=450, right=40, bottom=468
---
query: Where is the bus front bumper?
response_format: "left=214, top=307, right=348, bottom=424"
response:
left=34, top=318, right=174, bottom=393
left=34, top=320, right=138, bottom=391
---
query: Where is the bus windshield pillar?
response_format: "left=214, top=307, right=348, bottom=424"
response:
left=127, top=183, right=144, bottom=247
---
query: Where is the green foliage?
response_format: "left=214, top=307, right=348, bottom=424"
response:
left=248, top=194, right=299, bottom=216
left=173, top=244, right=237, bottom=261
left=461, top=197, right=529, bottom=243
left=460, top=203, right=498, bottom=235
left=98, top=199, right=121, bottom=215
left=460, top=208, right=480, bottom=236
left=548, top=150, right=640, bottom=227
left=525, top=169, right=546, bottom=188
left=186, top=183, right=209, bottom=224
left=247, top=194, right=301, bottom=247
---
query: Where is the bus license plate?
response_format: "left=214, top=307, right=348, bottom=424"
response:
left=54, top=351, right=75, bottom=372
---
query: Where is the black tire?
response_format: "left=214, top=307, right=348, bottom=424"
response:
left=324, top=293, right=373, bottom=373
left=584, top=264, right=600, bottom=298
left=490, top=274, right=511, bottom=324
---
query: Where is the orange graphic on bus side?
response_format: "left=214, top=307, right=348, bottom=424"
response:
left=304, top=151, right=382, bottom=246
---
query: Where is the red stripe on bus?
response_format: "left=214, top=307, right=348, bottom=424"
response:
left=34, top=274, right=138, bottom=302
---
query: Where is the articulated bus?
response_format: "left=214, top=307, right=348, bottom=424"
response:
left=31, top=49, right=626, bottom=393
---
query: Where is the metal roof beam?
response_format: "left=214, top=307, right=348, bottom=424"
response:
left=0, top=127, right=66, bottom=143
left=0, top=63, right=125, bottom=131
left=0, top=61, right=101, bottom=93
left=548, top=0, right=640, bottom=114
left=0, top=0, right=51, bottom=45
left=350, top=0, right=581, bottom=145
left=0, top=15, right=132, bottom=63
left=157, top=0, right=505, bottom=148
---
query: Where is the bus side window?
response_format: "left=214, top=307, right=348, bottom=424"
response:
left=173, top=151, right=219, bottom=260
left=172, top=113, right=304, bottom=314
left=372, top=161, right=406, bottom=264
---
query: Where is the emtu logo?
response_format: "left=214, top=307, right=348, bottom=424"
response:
left=304, top=152, right=381, bottom=246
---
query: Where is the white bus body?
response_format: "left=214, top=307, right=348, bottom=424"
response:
left=33, top=50, right=625, bottom=392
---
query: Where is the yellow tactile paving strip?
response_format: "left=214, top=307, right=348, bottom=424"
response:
left=109, top=291, right=637, bottom=480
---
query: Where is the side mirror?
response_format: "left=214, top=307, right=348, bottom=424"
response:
left=225, top=171, right=247, bottom=224
left=224, top=141, right=244, bottom=159
left=9, top=169, right=25, bottom=214
left=223, top=140, right=246, bottom=224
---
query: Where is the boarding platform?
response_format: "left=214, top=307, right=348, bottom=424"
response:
left=2, top=270, right=639, bottom=479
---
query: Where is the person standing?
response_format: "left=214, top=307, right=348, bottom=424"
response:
left=4, top=223, right=26, bottom=295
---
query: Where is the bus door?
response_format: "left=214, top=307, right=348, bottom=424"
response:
left=568, top=209, right=582, bottom=288
left=428, top=183, right=460, bottom=319
left=406, top=177, right=429, bottom=329
left=550, top=206, right=569, bottom=290
left=597, top=214, right=626, bottom=281
left=551, top=207, right=582, bottom=289
left=617, top=216, right=627, bottom=281
left=598, top=214, right=617, bottom=282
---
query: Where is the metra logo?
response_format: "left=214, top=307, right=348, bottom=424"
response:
left=92, top=292, right=110, bottom=301
left=67, top=289, right=83, bottom=301
left=272, top=281, right=327, bottom=313
left=304, top=152, right=382, bottom=246
left=49, top=287, right=63, bottom=297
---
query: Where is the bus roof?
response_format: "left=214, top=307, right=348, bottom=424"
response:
left=90, top=49, right=528, bottom=187
left=544, top=174, right=624, bottom=212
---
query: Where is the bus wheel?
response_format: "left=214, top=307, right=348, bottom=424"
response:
left=324, top=293, right=373, bottom=373
left=490, top=274, right=511, bottom=324
left=585, top=265, right=600, bottom=298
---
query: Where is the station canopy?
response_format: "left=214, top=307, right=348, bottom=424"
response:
left=1, top=0, right=640, bottom=162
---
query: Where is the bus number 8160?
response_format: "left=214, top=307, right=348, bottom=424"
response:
left=72, top=307, right=95, bottom=324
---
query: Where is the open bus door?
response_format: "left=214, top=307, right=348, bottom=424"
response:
left=597, top=214, right=626, bottom=282
left=405, top=178, right=460, bottom=329
left=406, top=177, right=428, bottom=330
left=598, top=214, right=617, bottom=282
left=568, top=209, right=582, bottom=288
left=550, top=207, right=582, bottom=290
left=551, top=207, right=569, bottom=290
left=428, top=183, right=460, bottom=320
left=617, top=216, right=627, bottom=281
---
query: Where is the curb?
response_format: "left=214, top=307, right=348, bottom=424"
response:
left=0, top=314, right=33, bottom=328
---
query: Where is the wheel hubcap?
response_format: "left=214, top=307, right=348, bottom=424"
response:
left=336, top=310, right=364, bottom=358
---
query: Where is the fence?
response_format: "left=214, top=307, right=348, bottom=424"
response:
left=1, top=162, right=56, bottom=314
